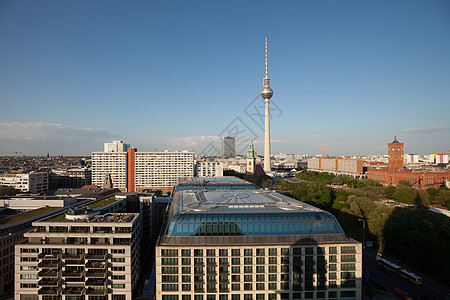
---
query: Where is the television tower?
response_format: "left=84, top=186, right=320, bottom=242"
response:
left=261, top=36, right=273, bottom=173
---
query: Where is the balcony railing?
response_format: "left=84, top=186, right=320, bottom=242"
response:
left=62, top=253, right=85, bottom=260
left=38, top=279, right=62, bottom=287
left=62, top=287, right=86, bottom=295
left=85, top=254, right=107, bottom=260
left=38, top=287, right=61, bottom=295
left=38, top=270, right=61, bottom=278
left=38, top=261, right=62, bottom=268
left=86, top=279, right=107, bottom=287
left=85, top=261, right=106, bottom=269
left=62, top=270, right=85, bottom=278
left=86, top=288, right=107, bottom=295
left=86, top=270, right=107, bottom=278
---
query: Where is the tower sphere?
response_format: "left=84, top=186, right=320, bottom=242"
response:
left=261, top=79, right=273, bottom=100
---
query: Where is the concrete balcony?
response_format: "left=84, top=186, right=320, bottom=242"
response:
left=62, top=287, right=86, bottom=295
left=38, top=261, right=62, bottom=268
left=86, top=270, right=107, bottom=278
left=38, top=287, right=61, bottom=295
left=38, top=278, right=62, bottom=287
left=62, top=253, right=85, bottom=260
left=38, top=269, right=61, bottom=278
left=86, top=278, right=107, bottom=287
left=86, top=287, right=107, bottom=296
left=62, top=270, right=85, bottom=278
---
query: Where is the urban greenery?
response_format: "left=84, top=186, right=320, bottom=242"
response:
left=263, top=170, right=450, bottom=286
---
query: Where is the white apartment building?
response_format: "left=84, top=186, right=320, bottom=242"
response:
left=92, top=152, right=127, bottom=190
left=0, top=172, right=48, bottom=194
left=195, top=161, right=224, bottom=177
left=134, top=151, right=194, bottom=190
left=15, top=212, right=141, bottom=300
left=103, top=141, right=129, bottom=153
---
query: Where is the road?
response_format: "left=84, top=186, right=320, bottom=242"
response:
left=363, top=249, right=450, bottom=300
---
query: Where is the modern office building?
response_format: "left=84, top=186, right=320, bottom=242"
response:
left=50, top=168, right=92, bottom=189
left=222, top=137, right=236, bottom=159
left=104, top=140, right=130, bottom=153
left=195, top=161, right=224, bottom=178
left=15, top=211, right=141, bottom=300
left=0, top=172, right=49, bottom=194
left=92, top=142, right=194, bottom=192
left=307, top=158, right=366, bottom=179
left=155, top=188, right=362, bottom=300
left=173, top=176, right=258, bottom=195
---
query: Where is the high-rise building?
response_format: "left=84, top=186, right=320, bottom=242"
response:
left=92, top=142, right=194, bottom=192
left=155, top=186, right=362, bottom=300
left=103, top=140, right=130, bottom=153
left=195, top=161, right=224, bottom=177
left=222, top=137, right=236, bottom=159
left=15, top=211, right=141, bottom=300
left=261, top=37, right=273, bottom=173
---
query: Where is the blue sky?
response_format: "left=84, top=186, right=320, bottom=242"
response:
left=0, top=0, right=449, bottom=156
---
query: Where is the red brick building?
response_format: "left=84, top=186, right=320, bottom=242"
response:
left=368, top=135, right=450, bottom=188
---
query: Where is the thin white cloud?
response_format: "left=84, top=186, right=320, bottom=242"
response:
left=401, top=125, right=450, bottom=134
left=0, top=122, right=113, bottom=140
left=167, top=136, right=221, bottom=147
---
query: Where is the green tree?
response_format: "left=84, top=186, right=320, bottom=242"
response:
left=398, top=180, right=412, bottom=187
left=427, top=188, right=438, bottom=203
left=384, top=186, right=396, bottom=199
left=434, top=190, right=450, bottom=206
left=416, top=189, right=430, bottom=206
left=0, top=186, right=19, bottom=195
left=393, top=186, right=417, bottom=204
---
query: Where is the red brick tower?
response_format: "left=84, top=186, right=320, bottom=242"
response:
left=127, top=147, right=137, bottom=192
left=387, top=133, right=404, bottom=172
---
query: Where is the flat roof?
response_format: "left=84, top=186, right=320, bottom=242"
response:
left=43, top=213, right=138, bottom=224
left=159, top=189, right=349, bottom=246
left=178, top=176, right=251, bottom=184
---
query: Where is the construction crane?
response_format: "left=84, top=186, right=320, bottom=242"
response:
left=316, top=146, right=341, bottom=157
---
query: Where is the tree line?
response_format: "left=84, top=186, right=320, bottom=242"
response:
left=263, top=170, right=450, bottom=286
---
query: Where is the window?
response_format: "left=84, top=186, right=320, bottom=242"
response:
left=244, top=257, right=252, bottom=265
left=341, top=263, right=355, bottom=271
left=112, top=284, right=126, bottom=289
left=162, top=249, right=178, bottom=256
left=244, top=266, right=252, bottom=273
left=182, top=267, right=191, bottom=274
left=244, top=249, right=252, bottom=256
left=244, top=283, right=252, bottom=290
left=113, top=257, right=125, bottom=262
left=232, top=283, right=240, bottom=291
left=256, top=249, right=265, bottom=256
left=182, top=258, right=191, bottom=265
left=341, top=255, right=355, bottom=262
left=256, top=274, right=264, bottom=281
left=268, top=266, right=277, bottom=273
left=232, top=249, right=240, bottom=256
left=329, top=247, right=337, bottom=254
left=182, top=249, right=191, bottom=256
left=268, top=283, right=277, bottom=290
left=194, top=249, right=203, bottom=257
left=232, top=258, right=240, bottom=265
left=256, top=257, right=265, bottom=264
left=329, top=264, right=337, bottom=271
left=281, top=248, right=289, bottom=255
left=281, top=257, right=289, bottom=264
left=305, top=247, right=313, bottom=255
left=268, top=257, right=277, bottom=264
left=329, top=255, right=337, bottom=262
left=231, top=266, right=240, bottom=273
left=317, top=247, right=325, bottom=255
left=182, top=275, right=191, bottom=282
left=256, top=294, right=264, bottom=300
left=340, top=291, right=356, bottom=297
left=256, top=283, right=264, bottom=290
left=162, top=258, right=178, bottom=265
left=268, top=274, right=277, bottom=281
left=341, top=246, right=355, bottom=254
left=182, top=284, right=191, bottom=291
left=207, top=249, right=215, bottom=257
left=219, top=249, right=228, bottom=256
left=256, top=266, right=265, bottom=273
left=341, top=272, right=356, bottom=279
left=268, top=248, right=277, bottom=255
left=244, top=275, right=252, bottom=282
left=329, top=272, right=337, bottom=279
left=293, top=248, right=301, bottom=255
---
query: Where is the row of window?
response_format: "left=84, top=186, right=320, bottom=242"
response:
left=161, top=263, right=356, bottom=275
left=161, top=246, right=355, bottom=257
left=161, top=290, right=357, bottom=300
left=161, top=272, right=355, bottom=283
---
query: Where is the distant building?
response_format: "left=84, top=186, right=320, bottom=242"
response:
left=367, top=135, right=450, bottom=188
left=93, top=142, right=194, bottom=192
left=0, top=196, right=77, bottom=210
left=247, top=139, right=256, bottom=173
left=307, top=158, right=366, bottom=179
left=0, top=172, right=48, bottom=194
left=222, top=136, right=236, bottom=159
left=103, top=140, right=130, bottom=153
left=195, top=161, right=224, bottom=177
left=49, top=167, right=92, bottom=189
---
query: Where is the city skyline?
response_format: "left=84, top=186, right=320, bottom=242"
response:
left=1, top=0, right=449, bottom=156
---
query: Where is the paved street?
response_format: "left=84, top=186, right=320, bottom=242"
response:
left=363, top=249, right=450, bottom=300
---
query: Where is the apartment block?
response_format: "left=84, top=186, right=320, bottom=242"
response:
left=0, top=172, right=49, bottom=194
left=15, top=212, right=141, bottom=300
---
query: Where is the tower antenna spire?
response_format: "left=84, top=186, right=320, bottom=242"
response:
left=265, top=36, right=268, bottom=78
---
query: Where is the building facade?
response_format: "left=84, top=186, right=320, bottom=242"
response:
left=195, top=161, right=224, bottom=178
left=222, top=137, right=236, bottom=159
left=15, top=212, right=141, bottom=300
left=0, top=172, right=49, bottom=194
left=367, top=136, right=450, bottom=188
left=156, top=188, right=362, bottom=300
left=92, top=142, right=194, bottom=192
left=307, top=158, right=366, bottom=179
left=103, top=141, right=129, bottom=153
